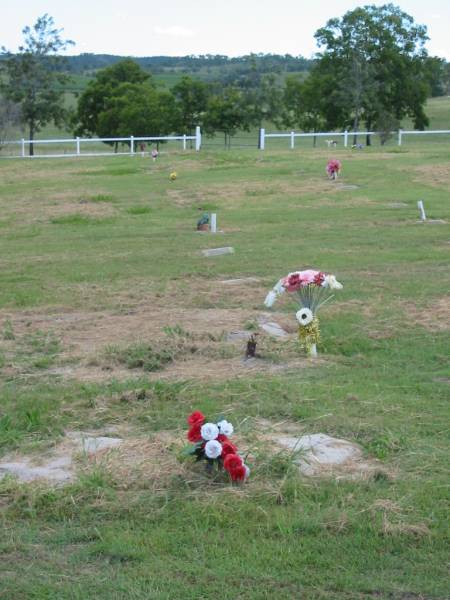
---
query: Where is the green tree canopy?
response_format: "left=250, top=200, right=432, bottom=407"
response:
left=96, top=82, right=178, bottom=140
left=74, top=59, right=152, bottom=137
left=203, top=87, right=253, bottom=147
left=0, top=14, right=74, bottom=155
left=172, top=76, right=210, bottom=134
left=309, top=3, right=430, bottom=141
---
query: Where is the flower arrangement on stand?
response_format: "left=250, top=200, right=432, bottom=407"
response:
left=151, top=149, right=159, bottom=161
left=264, top=270, right=343, bottom=357
left=326, top=159, right=341, bottom=180
left=169, top=171, right=177, bottom=181
left=184, top=411, right=250, bottom=482
left=197, top=213, right=210, bottom=231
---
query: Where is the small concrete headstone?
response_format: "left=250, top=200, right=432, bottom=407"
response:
left=202, top=247, right=234, bottom=257
left=81, top=436, right=123, bottom=453
left=227, top=330, right=252, bottom=342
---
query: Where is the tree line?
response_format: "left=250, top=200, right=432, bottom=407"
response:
left=1, top=6, right=449, bottom=155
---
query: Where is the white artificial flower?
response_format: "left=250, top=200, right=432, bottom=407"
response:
left=264, top=279, right=286, bottom=307
left=274, top=280, right=285, bottom=294
left=204, top=439, right=222, bottom=459
left=296, top=307, right=314, bottom=326
left=200, top=422, right=219, bottom=441
left=217, top=420, right=234, bottom=436
left=244, top=465, right=250, bottom=479
left=264, top=290, right=277, bottom=308
left=323, top=275, right=343, bottom=290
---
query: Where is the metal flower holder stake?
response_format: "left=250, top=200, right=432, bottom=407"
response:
left=264, top=270, right=343, bottom=357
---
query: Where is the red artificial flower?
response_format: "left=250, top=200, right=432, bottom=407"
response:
left=217, top=433, right=228, bottom=443
left=283, top=273, right=302, bottom=292
left=187, top=411, right=205, bottom=426
left=313, top=271, right=325, bottom=286
left=187, top=422, right=202, bottom=442
left=221, top=441, right=237, bottom=457
left=230, top=464, right=247, bottom=481
left=223, top=453, right=242, bottom=472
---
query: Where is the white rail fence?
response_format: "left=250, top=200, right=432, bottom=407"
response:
left=0, top=126, right=202, bottom=158
left=259, top=128, right=450, bottom=149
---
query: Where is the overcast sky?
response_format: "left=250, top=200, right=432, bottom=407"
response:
left=2, top=0, right=449, bottom=59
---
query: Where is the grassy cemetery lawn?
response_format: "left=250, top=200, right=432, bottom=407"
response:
left=0, top=142, right=449, bottom=599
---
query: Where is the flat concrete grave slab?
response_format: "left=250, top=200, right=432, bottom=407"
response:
left=257, top=314, right=289, bottom=338
left=274, top=433, right=378, bottom=478
left=0, top=432, right=124, bottom=484
left=337, top=184, right=359, bottom=190
left=202, top=247, right=234, bottom=257
left=221, top=277, right=260, bottom=285
left=415, top=219, right=447, bottom=224
left=386, top=202, right=408, bottom=208
left=259, top=322, right=289, bottom=338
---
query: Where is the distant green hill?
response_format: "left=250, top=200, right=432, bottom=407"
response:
left=62, top=53, right=313, bottom=90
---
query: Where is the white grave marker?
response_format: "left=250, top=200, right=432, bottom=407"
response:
left=210, top=213, right=217, bottom=233
left=417, top=200, right=426, bottom=221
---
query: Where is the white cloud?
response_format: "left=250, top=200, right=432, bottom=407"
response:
left=154, top=26, right=194, bottom=37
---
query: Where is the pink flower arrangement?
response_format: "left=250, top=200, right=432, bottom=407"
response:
left=264, top=269, right=343, bottom=310
left=326, top=159, right=341, bottom=179
left=282, top=269, right=325, bottom=291
left=264, top=269, right=344, bottom=357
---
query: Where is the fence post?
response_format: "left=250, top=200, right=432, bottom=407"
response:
left=398, top=129, right=403, bottom=146
left=130, top=136, right=134, bottom=155
left=183, top=134, right=187, bottom=150
left=259, top=128, right=265, bottom=150
left=21, top=138, right=25, bottom=157
left=76, top=137, right=80, bottom=156
left=195, top=126, right=201, bottom=151
left=344, top=130, right=348, bottom=148
left=290, top=131, right=295, bottom=149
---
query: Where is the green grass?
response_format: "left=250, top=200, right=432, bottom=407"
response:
left=0, top=142, right=449, bottom=599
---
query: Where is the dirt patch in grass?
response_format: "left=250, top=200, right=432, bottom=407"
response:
left=0, top=278, right=322, bottom=382
left=406, top=297, right=450, bottom=331
left=413, top=163, right=450, bottom=190
left=3, top=191, right=117, bottom=224
left=166, top=188, right=206, bottom=207
left=82, top=431, right=186, bottom=491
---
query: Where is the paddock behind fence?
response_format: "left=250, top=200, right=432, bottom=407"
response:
left=2, top=125, right=450, bottom=158
left=0, top=127, right=202, bottom=158
left=259, top=128, right=450, bottom=149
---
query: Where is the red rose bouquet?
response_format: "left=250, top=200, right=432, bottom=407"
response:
left=184, top=411, right=250, bottom=482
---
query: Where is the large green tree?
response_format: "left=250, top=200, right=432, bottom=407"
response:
left=310, top=3, right=430, bottom=143
left=0, top=14, right=74, bottom=155
left=203, top=87, right=253, bottom=148
left=74, top=59, right=179, bottom=149
left=74, top=59, right=150, bottom=138
left=172, top=76, right=210, bottom=135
